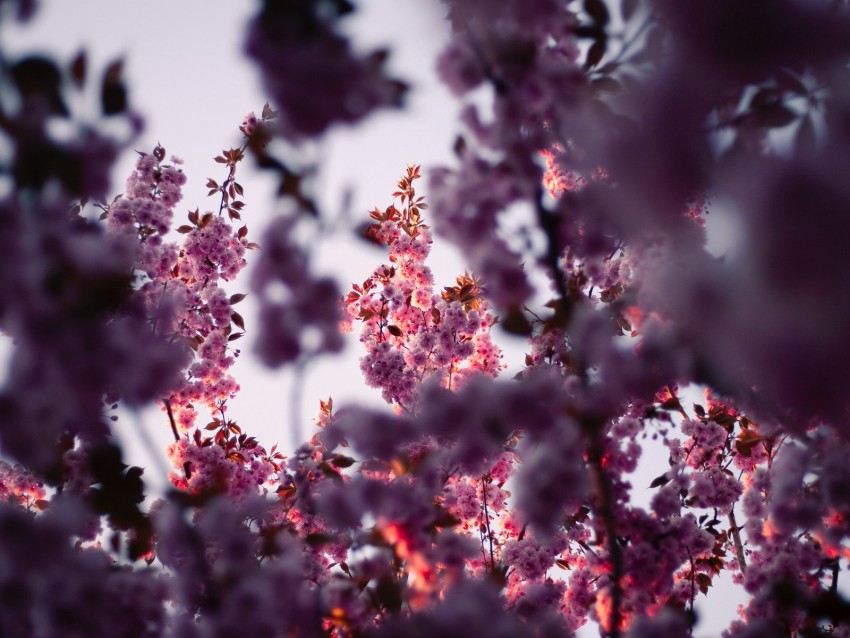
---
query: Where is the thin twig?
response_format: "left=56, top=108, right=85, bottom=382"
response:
left=728, top=507, right=747, bottom=575
left=163, top=398, right=191, bottom=479
left=688, top=552, right=696, bottom=617
left=163, top=398, right=180, bottom=442
left=535, top=188, right=570, bottom=306
left=589, top=432, right=623, bottom=638
left=481, top=474, right=497, bottom=573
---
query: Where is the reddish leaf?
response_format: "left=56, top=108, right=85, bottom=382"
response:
left=649, top=473, right=671, bottom=488
left=584, top=0, right=610, bottom=25
left=101, top=59, right=126, bottom=115
left=330, top=454, right=355, bottom=468
left=70, top=50, right=86, bottom=88
left=584, top=39, right=606, bottom=70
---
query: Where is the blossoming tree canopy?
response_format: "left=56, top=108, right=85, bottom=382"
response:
left=1, top=0, right=850, bottom=637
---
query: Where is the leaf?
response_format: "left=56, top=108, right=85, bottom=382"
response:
left=429, top=510, right=461, bottom=530
left=229, top=293, right=247, bottom=304
left=10, top=57, right=67, bottom=115
left=386, top=325, right=403, bottom=337
left=660, top=396, right=683, bottom=412
left=735, top=429, right=762, bottom=458
left=70, top=50, right=87, bottom=88
left=756, top=104, right=797, bottom=129
left=696, top=573, right=712, bottom=595
left=712, top=412, right=735, bottom=427
left=584, top=0, right=610, bottom=25
left=453, top=135, right=467, bottom=157
left=176, top=225, right=193, bottom=234
left=555, top=558, right=571, bottom=570
left=584, top=39, right=606, bottom=71
left=575, top=24, right=606, bottom=39
left=330, top=454, right=355, bottom=468
left=231, top=312, right=245, bottom=330
left=501, top=305, right=531, bottom=335
left=649, top=473, right=671, bottom=488
left=261, top=102, right=279, bottom=120
left=101, top=59, right=127, bottom=115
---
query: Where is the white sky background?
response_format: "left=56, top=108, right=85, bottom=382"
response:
left=0, top=2, right=744, bottom=635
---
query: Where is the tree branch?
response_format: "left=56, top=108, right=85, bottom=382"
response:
left=728, top=507, right=747, bottom=575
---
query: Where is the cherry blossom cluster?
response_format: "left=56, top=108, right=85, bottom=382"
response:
left=107, top=142, right=245, bottom=436
left=343, top=166, right=503, bottom=411
left=104, top=110, right=290, bottom=500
